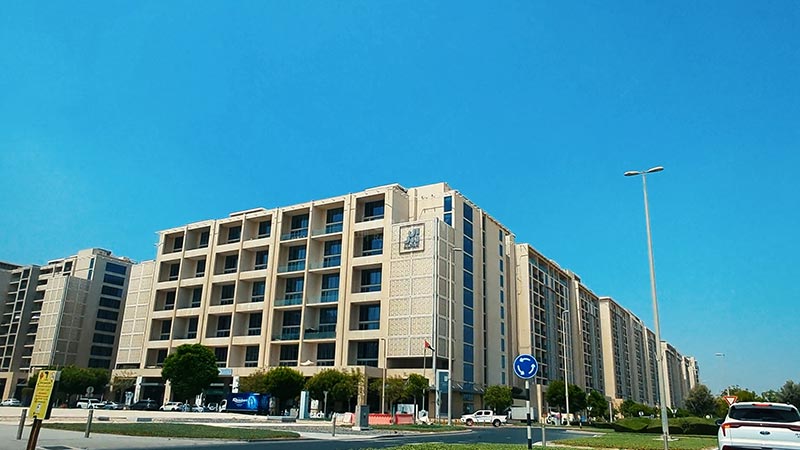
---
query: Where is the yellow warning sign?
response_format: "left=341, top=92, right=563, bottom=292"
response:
left=28, top=370, right=58, bottom=420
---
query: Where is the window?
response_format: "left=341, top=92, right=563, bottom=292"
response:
left=362, top=233, right=383, bottom=256
left=319, top=307, right=337, bottom=330
left=444, top=196, right=452, bottom=212
left=245, top=346, right=259, bottom=367
left=214, top=347, right=228, bottom=367
left=164, top=291, right=176, bottom=310
left=248, top=313, right=262, bottom=335
left=187, top=317, right=198, bottom=339
left=168, top=263, right=180, bottom=281
left=463, top=343, right=474, bottom=362
left=289, top=214, right=309, bottom=239
left=93, top=333, right=114, bottom=344
left=363, top=201, right=384, bottom=220
left=280, top=311, right=301, bottom=339
left=220, top=285, right=235, bottom=304
left=254, top=250, right=269, bottom=270
left=91, top=346, right=114, bottom=357
left=463, top=220, right=473, bottom=237
left=173, top=236, right=184, bottom=251
left=160, top=320, right=171, bottom=340
left=463, top=204, right=473, bottom=222
left=99, top=297, right=121, bottom=309
left=444, top=213, right=452, bottom=226
left=106, top=262, right=127, bottom=275
left=191, top=288, right=202, bottom=307
left=360, top=269, right=381, bottom=292
left=325, top=208, right=344, bottom=233
left=463, top=254, right=473, bottom=273
left=317, top=343, right=335, bottom=366
left=88, top=358, right=110, bottom=369
left=356, top=341, right=379, bottom=366
left=199, top=231, right=210, bottom=248
left=101, top=286, right=123, bottom=297
left=224, top=254, right=238, bottom=274
left=156, top=349, right=168, bottom=365
left=95, top=322, right=117, bottom=333
left=227, top=226, right=242, bottom=243
left=285, top=277, right=303, bottom=294
left=279, top=345, right=299, bottom=366
left=463, top=289, right=473, bottom=308
left=323, top=240, right=342, bottom=267
left=216, top=315, right=231, bottom=337
left=287, top=245, right=306, bottom=271
left=257, top=220, right=272, bottom=238
left=321, top=274, right=339, bottom=302
left=97, top=309, right=119, bottom=320
left=195, top=259, right=206, bottom=277
left=358, top=304, right=380, bottom=330
left=251, top=281, right=265, bottom=302
left=462, top=236, right=473, bottom=254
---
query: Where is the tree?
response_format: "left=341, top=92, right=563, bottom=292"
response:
left=110, top=370, right=137, bottom=402
left=685, top=384, right=717, bottom=417
left=262, top=367, right=305, bottom=410
left=306, top=369, right=361, bottom=413
left=403, top=374, right=429, bottom=408
left=777, top=380, right=800, bottom=409
left=58, top=366, right=110, bottom=402
left=762, top=389, right=780, bottom=402
left=545, top=381, right=587, bottom=414
left=370, top=376, right=407, bottom=414
left=619, top=399, right=655, bottom=418
left=484, top=385, right=513, bottom=413
left=586, top=390, right=608, bottom=419
left=238, top=369, right=270, bottom=394
left=161, top=344, right=219, bottom=401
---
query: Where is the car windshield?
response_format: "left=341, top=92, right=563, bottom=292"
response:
left=730, top=406, right=800, bottom=423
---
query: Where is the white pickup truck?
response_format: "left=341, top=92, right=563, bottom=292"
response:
left=76, top=398, right=103, bottom=409
left=460, top=409, right=508, bottom=427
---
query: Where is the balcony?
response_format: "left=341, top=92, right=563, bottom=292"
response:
left=309, top=256, right=340, bottom=270
left=272, top=327, right=300, bottom=341
left=281, top=229, right=308, bottom=241
left=277, top=261, right=305, bottom=273
left=312, top=223, right=343, bottom=236
left=274, top=294, right=303, bottom=307
left=304, top=325, right=336, bottom=340
left=308, top=291, right=338, bottom=305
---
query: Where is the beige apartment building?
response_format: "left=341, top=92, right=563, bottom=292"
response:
left=115, top=183, right=515, bottom=416
left=0, top=249, right=132, bottom=400
left=113, top=181, right=698, bottom=415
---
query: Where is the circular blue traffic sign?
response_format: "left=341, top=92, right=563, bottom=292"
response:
left=513, top=354, right=539, bottom=380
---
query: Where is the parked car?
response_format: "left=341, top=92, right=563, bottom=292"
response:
left=1, top=399, right=21, bottom=407
left=76, top=398, right=103, bottom=409
left=99, top=401, right=123, bottom=410
left=460, top=409, right=507, bottom=427
left=159, top=401, right=184, bottom=411
left=130, top=399, right=159, bottom=411
left=717, top=402, right=800, bottom=450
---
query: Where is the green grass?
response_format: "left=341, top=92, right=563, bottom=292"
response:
left=361, top=445, right=582, bottom=450
left=43, top=423, right=299, bottom=440
left=371, top=424, right=467, bottom=432
left=555, top=432, right=717, bottom=450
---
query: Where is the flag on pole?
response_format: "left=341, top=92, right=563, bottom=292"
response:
left=424, top=340, right=435, bottom=352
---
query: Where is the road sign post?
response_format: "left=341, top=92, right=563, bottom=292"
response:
left=27, top=370, right=60, bottom=450
left=514, top=354, right=539, bottom=450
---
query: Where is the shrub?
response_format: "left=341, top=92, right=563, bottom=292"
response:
left=611, top=417, right=651, bottom=432
left=612, top=417, right=718, bottom=435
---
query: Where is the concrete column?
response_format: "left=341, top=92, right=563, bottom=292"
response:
left=133, top=376, right=143, bottom=402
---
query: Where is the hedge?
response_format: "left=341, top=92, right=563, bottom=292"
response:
left=612, top=417, right=718, bottom=435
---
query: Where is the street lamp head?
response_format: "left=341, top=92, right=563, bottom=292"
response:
left=623, top=170, right=641, bottom=177
left=624, top=166, right=664, bottom=177
left=715, top=353, right=725, bottom=357
left=646, top=166, right=665, bottom=174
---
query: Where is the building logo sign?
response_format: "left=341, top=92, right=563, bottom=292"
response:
left=400, top=224, right=424, bottom=253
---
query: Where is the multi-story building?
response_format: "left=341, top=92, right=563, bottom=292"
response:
left=0, top=249, right=133, bottom=399
left=115, top=183, right=515, bottom=416
left=112, top=181, right=697, bottom=413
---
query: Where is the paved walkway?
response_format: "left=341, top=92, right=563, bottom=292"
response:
left=0, top=407, right=401, bottom=450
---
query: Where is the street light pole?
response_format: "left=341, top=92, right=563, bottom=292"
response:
left=447, top=245, right=462, bottom=426
left=562, top=309, right=570, bottom=426
left=381, top=337, right=387, bottom=414
left=715, top=353, right=728, bottom=396
left=625, top=166, right=669, bottom=450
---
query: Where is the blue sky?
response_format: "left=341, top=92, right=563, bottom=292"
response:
left=1, top=2, right=797, bottom=395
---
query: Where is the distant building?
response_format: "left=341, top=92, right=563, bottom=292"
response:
left=0, top=248, right=133, bottom=399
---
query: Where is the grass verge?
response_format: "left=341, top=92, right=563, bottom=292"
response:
left=43, top=423, right=299, bottom=440
left=555, top=432, right=717, bottom=450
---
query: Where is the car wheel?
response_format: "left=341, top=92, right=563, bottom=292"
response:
left=466, top=419, right=474, bottom=426
left=493, top=419, right=501, bottom=427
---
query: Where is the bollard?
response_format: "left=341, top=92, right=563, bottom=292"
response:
left=17, top=409, right=27, bottom=440
left=541, top=421, right=547, bottom=447
left=85, top=408, right=94, bottom=438
left=331, top=415, right=336, bottom=437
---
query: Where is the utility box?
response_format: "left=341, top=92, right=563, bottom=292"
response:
left=353, top=404, right=370, bottom=431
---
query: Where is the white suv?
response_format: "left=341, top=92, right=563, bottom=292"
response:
left=718, top=402, right=800, bottom=450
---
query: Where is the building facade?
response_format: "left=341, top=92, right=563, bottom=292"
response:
left=0, top=249, right=132, bottom=399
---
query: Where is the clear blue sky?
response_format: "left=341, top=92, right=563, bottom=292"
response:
left=1, top=2, right=797, bottom=395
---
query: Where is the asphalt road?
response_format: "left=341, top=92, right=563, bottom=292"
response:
left=112, top=425, right=584, bottom=450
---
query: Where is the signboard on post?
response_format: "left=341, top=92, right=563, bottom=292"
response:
left=29, top=370, right=59, bottom=420
left=513, top=354, right=539, bottom=450
left=723, top=395, right=738, bottom=406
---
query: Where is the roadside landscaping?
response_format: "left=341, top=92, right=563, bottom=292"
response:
left=555, top=433, right=717, bottom=450
left=372, top=424, right=467, bottom=432
left=42, top=423, right=299, bottom=440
